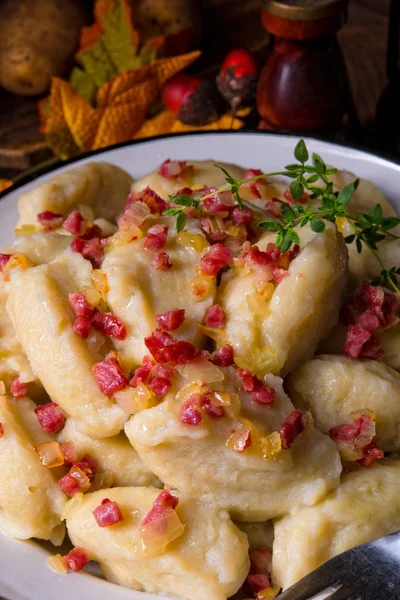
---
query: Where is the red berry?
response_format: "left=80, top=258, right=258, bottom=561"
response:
left=162, top=75, right=203, bottom=114
left=221, top=49, right=257, bottom=77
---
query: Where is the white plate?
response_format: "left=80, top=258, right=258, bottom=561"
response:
left=1, top=131, right=400, bottom=600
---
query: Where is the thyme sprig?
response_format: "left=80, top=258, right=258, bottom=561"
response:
left=163, top=139, right=400, bottom=293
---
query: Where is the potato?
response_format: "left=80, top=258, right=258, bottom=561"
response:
left=0, top=395, right=66, bottom=543
left=125, top=367, right=341, bottom=521
left=17, top=162, right=133, bottom=229
left=0, top=0, right=87, bottom=96
left=287, top=354, right=400, bottom=453
left=65, top=487, right=249, bottom=600
left=217, top=223, right=347, bottom=377
left=3, top=232, right=71, bottom=266
left=273, top=460, right=400, bottom=590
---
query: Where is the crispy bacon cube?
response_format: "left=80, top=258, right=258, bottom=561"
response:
left=63, top=547, right=90, bottom=572
left=130, top=187, right=167, bottom=215
left=63, top=211, right=87, bottom=236
left=152, top=252, right=172, bottom=271
left=60, top=441, right=78, bottom=465
left=58, top=473, right=82, bottom=497
left=247, top=573, right=271, bottom=593
left=144, top=224, right=169, bottom=250
left=10, top=378, right=28, bottom=398
left=344, top=323, right=372, bottom=358
left=68, top=292, right=94, bottom=317
left=280, top=409, right=304, bottom=450
left=358, top=440, right=384, bottom=467
left=231, top=205, right=253, bottom=225
left=37, top=211, right=63, bottom=231
left=158, top=159, right=192, bottom=181
left=92, top=357, right=128, bottom=397
left=211, top=344, right=234, bottom=366
left=149, top=376, right=171, bottom=398
left=156, top=309, right=185, bottom=331
left=0, top=253, right=11, bottom=272
left=238, top=369, right=256, bottom=392
left=243, top=169, right=267, bottom=199
left=91, top=309, right=127, bottom=340
left=204, top=304, right=226, bottom=328
left=73, top=315, right=92, bottom=338
left=180, top=395, right=203, bottom=426
left=93, top=498, right=124, bottom=527
left=200, top=243, right=233, bottom=277
left=141, top=489, right=179, bottom=526
left=35, top=402, right=65, bottom=433
left=251, top=383, right=275, bottom=405
left=200, top=392, right=225, bottom=418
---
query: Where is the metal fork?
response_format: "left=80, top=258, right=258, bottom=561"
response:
left=278, top=530, right=400, bottom=600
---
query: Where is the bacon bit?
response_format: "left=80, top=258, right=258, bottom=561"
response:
left=91, top=309, right=127, bottom=341
left=93, top=498, right=124, bottom=527
left=247, top=574, right=271, bottom=593
left=58, top=472, right=83, bottom=497
left=284, top=188, right=308, bottom=204
left=238, top=368, right=256, bottom=391
left=92, top=357, right=128, bottom=397
left=144, top=224, right=169, bottom=250
left=60, top=442, right=78, bottom=465
left=144, top=328, right=201, bottom=365
left=243, top=169, right=267, bottom=198
left=330, top=413, right=383, bottom=467
left=63, top=548, right=90, bottom=572
left=201, top=391, right=225, bottom=418
left=73, top=315, right=92, bottom=338
left=265, top=198, right=282, bottom=218
left=180, top=394, right=203, bottom=425
left=151, top=364, right=174, bottom=379
left=204, top=304, right=226, bottom=329
left=201, top=188, right=234, bottom=214
left=0, top=253, right=11, bottom=272
left=71, top=237, right=85, bottom=254
left=149, top=376, right=171, bottom=397
left=358, top=440, right=384, bottom=467
left=81, top=453, right=97, bottom=473
left=280, top=409, right=304, bottom=450
left=212, top=344, right=234, bottom=366
left=0, top=423, right=3, bottom=438
left=130, top=356, right=154, bottom=387
left=156, top=309, right=185, bottom=331
left=231, top=205, right=253, bottom=225
left=158, top=159, right=192, bottom=181
left=357, top=309, right=380, bottom=332
left=68, top=292, right=94, bottom=317
left=127, top=187, right=167, bottom=215
left=81, top=238, right=104, bottom=268
left=63, top=211, right=86, bottom=235
left=251, top=384, right=275, bottom=405
left=227, top=425, right=252, bottom=452
left=37, top=211, right=63, bottom=231
left=141, top=489, right=179, bottom=526
left=360, top=334, right=384, bottom=358
left=35, top=402, right=65, bottom=433
left=200, top=243, right=234, bottom=277
left=237, top=369, right=275, bottom=405
left=153, top=251, right=172, bottom=270
left=10, top=378, right=28, bottom=398
left=82, top=223, right=103, bottom=241
left=250, top=546, right=273, bottom=576
left=344, top=323, right=373, bottom=358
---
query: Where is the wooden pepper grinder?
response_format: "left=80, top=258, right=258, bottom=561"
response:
left=257, top=0, right=350, bottom=134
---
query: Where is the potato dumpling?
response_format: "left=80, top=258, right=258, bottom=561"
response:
left=0, top=395, right=66, bottom=543
left=273, top=460, right=400, bottom=590
left=131, top=160, right=244, bottom=199
left=17, top=162, right=133, bottom=228
left=65, top=487, right=249, bottom=600
left=217, top=223, right=347, bottom=377
left=58, top=419, right=159, bottom=488
left=3, top=232, right=71, bottom=266
left=125, top=368, right=341, bottom=521
left=287, top=355, right=400, bottom=453
left=102, top=216, right=215, bottom=368
left=6, top=254, right=126, bottom=438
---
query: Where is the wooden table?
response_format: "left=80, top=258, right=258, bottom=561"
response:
left=0, top=0, right=391, bottom=179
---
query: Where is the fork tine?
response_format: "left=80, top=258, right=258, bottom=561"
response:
left=278, top=580, right=343, bottom=600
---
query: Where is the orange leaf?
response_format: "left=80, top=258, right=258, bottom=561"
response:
left=0, top=180, right=12, bottom=193
left=134, top=111, right=177, bottom=139
left=80, top=0, right=139, bottom=54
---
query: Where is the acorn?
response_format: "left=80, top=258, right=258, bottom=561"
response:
left=216, top=48, right=258, bottom=110
left=162, top=75, right=225, bottom=126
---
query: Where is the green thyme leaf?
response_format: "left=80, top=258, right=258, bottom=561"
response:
left=310, top=219, right=325, bottom=233
left=163, top=207, right=181, bottom=216
left=281, top=234, right=293, bottom=253
left=337, top=179, right=359, bottom=205
left=258, top=221, right=280, bottom=232
left=170, top=194, right=194, bottom=207
left=176, top=212, right=187, bottom=232
left=286, top=229, right=300, bottom=244
left=290, top=180, right=305, bottom=201
left=294, top=139, right=309, bottom=164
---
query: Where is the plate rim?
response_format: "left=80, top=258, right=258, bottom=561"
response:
left=2, top=129, right=400, bottom=203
